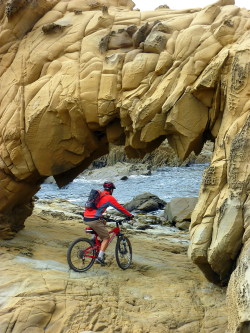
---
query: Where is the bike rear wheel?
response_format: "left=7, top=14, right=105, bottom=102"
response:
left=115, top=236, right=132, bottom=269
left=67, top=238, right=96, bottom=272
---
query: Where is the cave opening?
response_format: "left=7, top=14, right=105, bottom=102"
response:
left=39, top=139, right=213, bottom=211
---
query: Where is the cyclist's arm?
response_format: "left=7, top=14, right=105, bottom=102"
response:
left=108, top=196, right=132, bottom=217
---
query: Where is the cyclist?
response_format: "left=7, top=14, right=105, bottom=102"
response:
left=83, top=181, right=133, bottom=265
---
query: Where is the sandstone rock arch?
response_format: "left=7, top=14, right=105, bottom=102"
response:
left=0, top=0, right=250, bottom=329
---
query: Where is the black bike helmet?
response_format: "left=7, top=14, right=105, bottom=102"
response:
left=103, top=181, right=116, bottom=190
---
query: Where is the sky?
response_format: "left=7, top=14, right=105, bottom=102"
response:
left=133, top=0, right=250, bottom=11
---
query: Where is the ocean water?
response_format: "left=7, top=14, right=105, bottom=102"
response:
left=37, top=164, right=207, bottom=206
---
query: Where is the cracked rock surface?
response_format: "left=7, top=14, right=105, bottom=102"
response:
left=0, top=202, right=227, bottom=333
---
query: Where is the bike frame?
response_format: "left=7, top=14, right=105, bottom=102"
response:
left=84, top=222, right=122, bottom=259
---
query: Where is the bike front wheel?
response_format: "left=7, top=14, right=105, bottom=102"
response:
left=115, top=236, right=132, bottom=270
left=67, top=238, right=96, bottom=272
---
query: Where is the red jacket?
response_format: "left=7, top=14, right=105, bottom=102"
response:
left=84, top=190, right=132, bottom=219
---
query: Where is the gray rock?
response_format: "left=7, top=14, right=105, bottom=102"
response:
left=125, top=192, right=166, bottom=212
left=164, top=197, right=198, bottom=223
left=144, top=31, right=167, bottom=53
left=138, top=199, right=159, bottom=212
left=176, top=221, right=191, bottom=231
left=43, top=176, right=56, bottom=184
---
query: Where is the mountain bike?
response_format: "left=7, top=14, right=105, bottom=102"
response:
left=67, top=218, right=132, bottom=272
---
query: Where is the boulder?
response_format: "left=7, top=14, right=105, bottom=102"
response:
left=176, top=221, right=191, bottom=231
left=43, top=176, right=56, bottom=184
left=164, top=197, right=198, bottom=223
left=144, top=31, right=167, bottom=54
left=137, top=199, right=160, bottom=212
left=124, top=192, right=166, bottom=212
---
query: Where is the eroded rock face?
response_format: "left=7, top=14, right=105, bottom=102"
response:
left=0, top=0, right=249, bottom=330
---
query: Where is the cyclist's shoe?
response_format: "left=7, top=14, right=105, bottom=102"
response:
left=95, top=257, right=106, bottom=266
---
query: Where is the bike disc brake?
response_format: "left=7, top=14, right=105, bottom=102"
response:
left=77, top=250, right=85, bottom=261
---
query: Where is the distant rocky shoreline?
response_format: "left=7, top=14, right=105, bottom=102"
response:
left=89, top=140, right=213, bottom=170
left=45, top=140, right=213, bottom=188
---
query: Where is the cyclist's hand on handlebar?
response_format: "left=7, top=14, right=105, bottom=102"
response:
left=126, top=214, right=134, bottom=221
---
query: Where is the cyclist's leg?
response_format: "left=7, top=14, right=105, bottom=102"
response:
left=100, top=238, right=109, bottom=251
left=94, top=221, right=109, bottom=261
left=85, top=220, right=109, bottom=263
